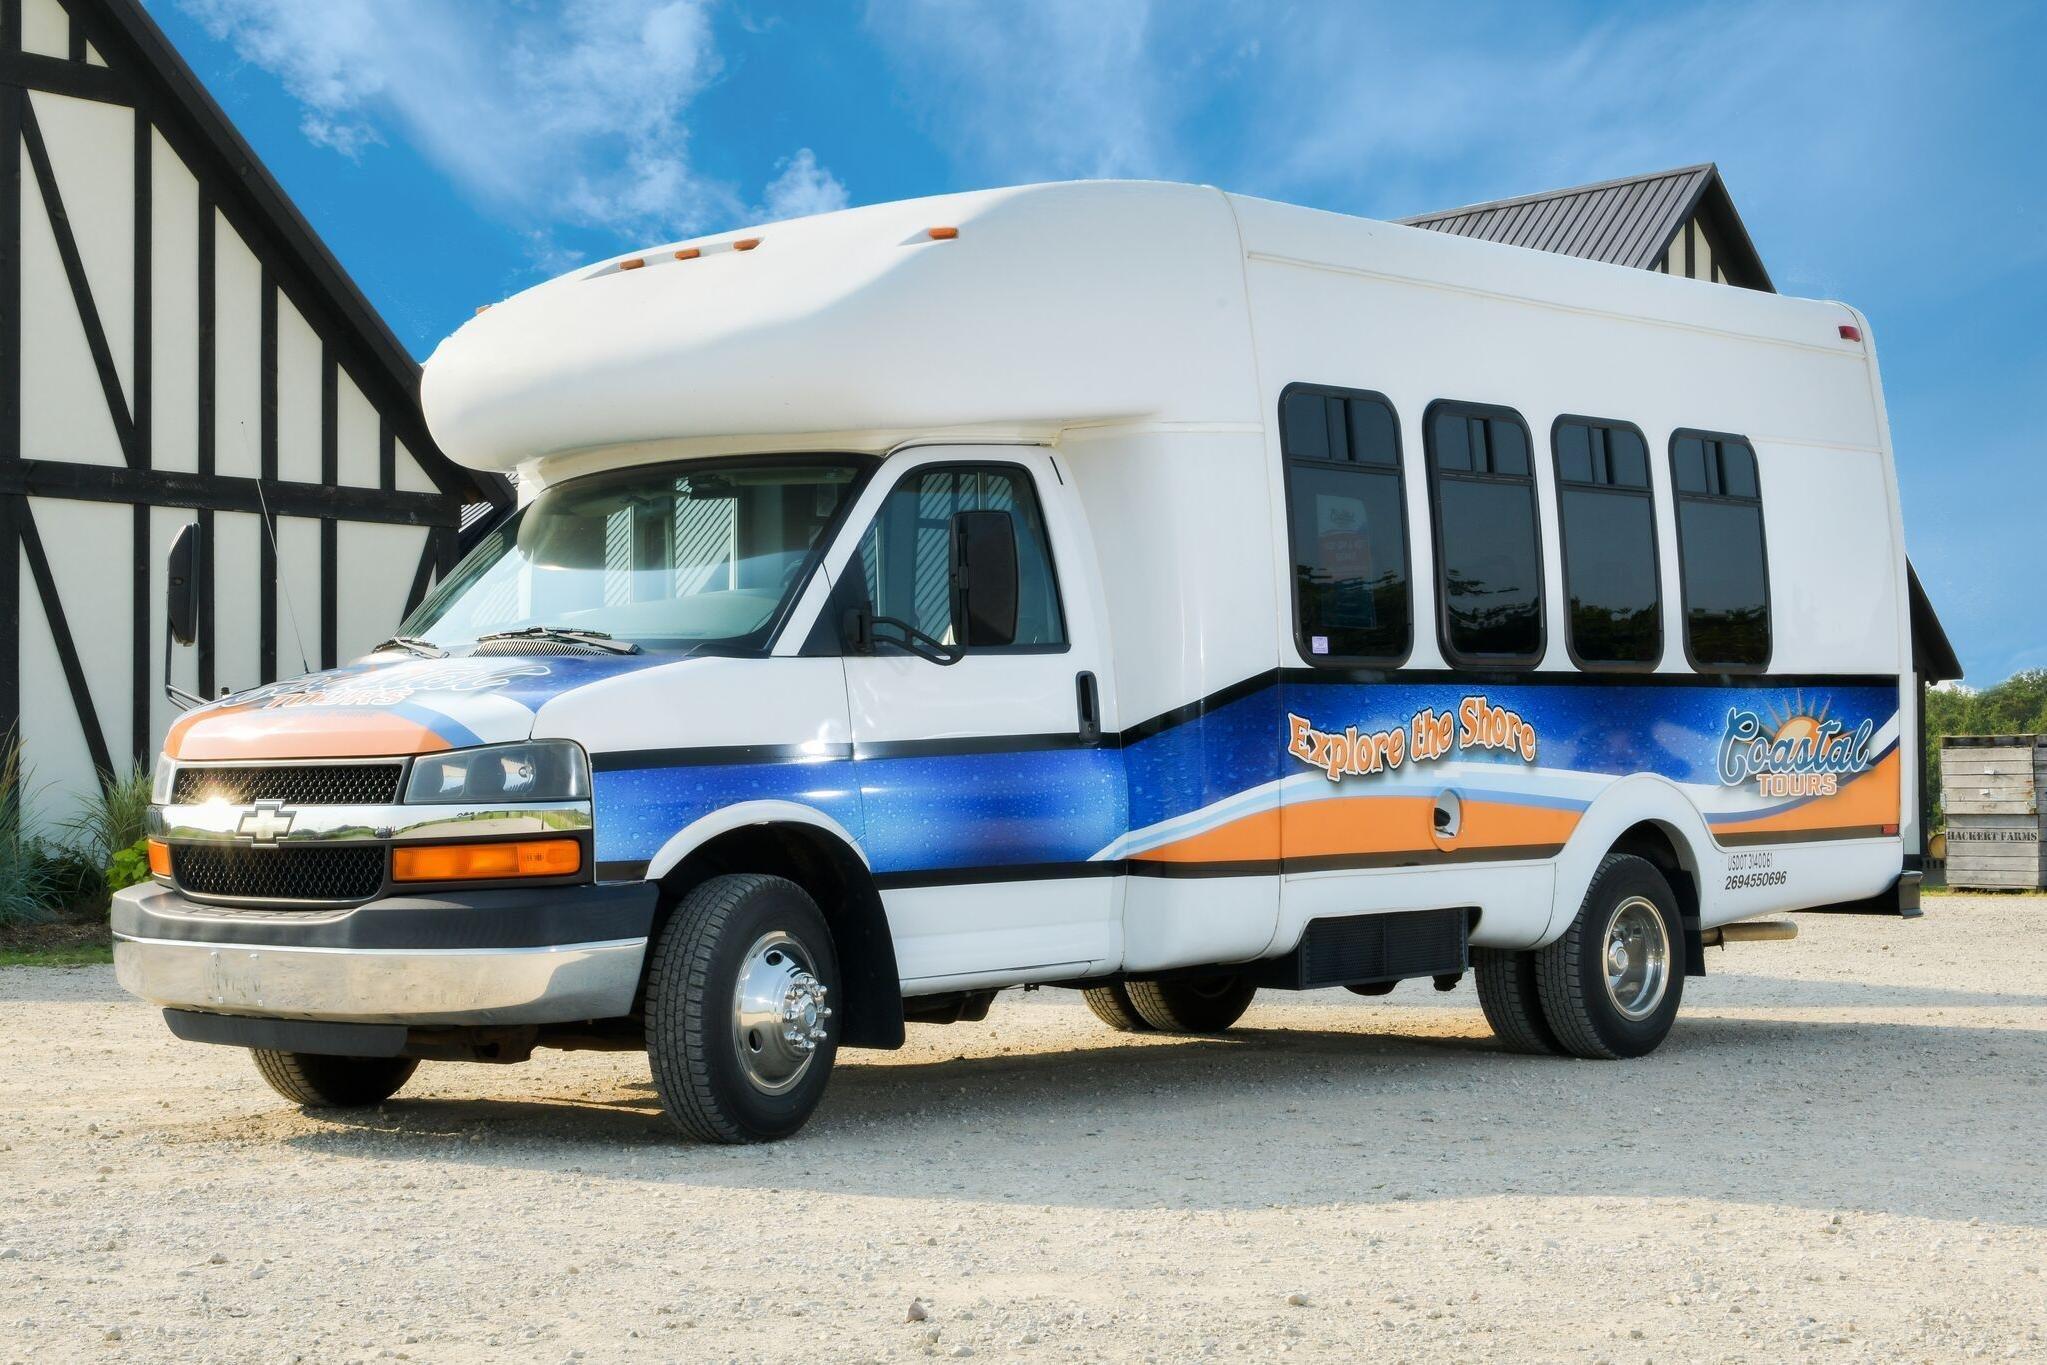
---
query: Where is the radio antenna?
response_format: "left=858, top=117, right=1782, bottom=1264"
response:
left=241, top=421, right=312, bottom=678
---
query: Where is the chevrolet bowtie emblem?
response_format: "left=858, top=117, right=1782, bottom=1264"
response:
left=236, top=801, right=296, bottom=844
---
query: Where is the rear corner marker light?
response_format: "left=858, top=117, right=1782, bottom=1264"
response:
left=392, top=839, right=582, bottom=883
left=733, top=237, right=762, bottom=251
left=147, top=839, right=171, bottom=877
left=674, top=247, right=700, bottom=260
left=1839, top=323, right=1862, bottom=341
left=927, top=226, right=959, bottom=240
left=618, top=257, right=646, bottom=271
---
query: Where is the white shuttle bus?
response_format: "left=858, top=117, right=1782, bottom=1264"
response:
left=114, top=182, right=1928, bottom=1142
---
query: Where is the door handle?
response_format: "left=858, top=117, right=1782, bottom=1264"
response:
left=1075, top=671, right=1101, bottom=745
left=1075, top=671, right=1101, bottom=747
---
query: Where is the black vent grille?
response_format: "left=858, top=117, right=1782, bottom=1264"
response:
left=173, top=846, right=386, bottom=903
left=171, top=764, right=404, bottom=806
left=1258, top=909, right=1469, bottom=990
left=469, top=638, right=617, bottom=657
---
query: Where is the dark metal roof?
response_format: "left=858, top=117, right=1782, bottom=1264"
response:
left=1400, top=163, right=1773, bottom=292
left=70, top=0, right=510, bottom=511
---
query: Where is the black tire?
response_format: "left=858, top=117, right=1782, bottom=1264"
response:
left=644, top=873, right=840, bottom=1144
left=1124, top=974, right=1257, bottom=1033
left=251, top=1050, right=417, bottom=1108
left=1536, top=853, right=1686, bottom=1060
left=1472, top=947, right=1563, bottom=1055
left=1081, top=982, right=1155, bottom=1032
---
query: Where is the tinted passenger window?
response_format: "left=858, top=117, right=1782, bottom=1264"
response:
left=1670, top=433, right=1769, bottom=668
left=1280, top=386, right=1410, bottom=662
left=1553, top=420, right=1660, bottom=666
left=1426, top=403, right=1542, bottom=663
left=856, top=465, right=1066, bottom=649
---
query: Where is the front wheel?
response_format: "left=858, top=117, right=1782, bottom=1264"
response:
left=644, top=873, right=840, bottom=1143
left=1536, top=853, right=1685, bottom=1059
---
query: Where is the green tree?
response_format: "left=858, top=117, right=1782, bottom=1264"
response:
left=1923, top=670, right=2047, bottom=835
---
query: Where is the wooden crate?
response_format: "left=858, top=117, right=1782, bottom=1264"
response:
left=1940, top=736, right=2047, bottom=889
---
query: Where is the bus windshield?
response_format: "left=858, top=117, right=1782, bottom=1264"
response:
left=401, top=456, right=867, bottom=653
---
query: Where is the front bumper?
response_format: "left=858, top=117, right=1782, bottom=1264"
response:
left=112, top=880, right=659, bottom=1026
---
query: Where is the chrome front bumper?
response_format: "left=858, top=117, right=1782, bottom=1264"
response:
left=111, top=881, right=657, bottom=1027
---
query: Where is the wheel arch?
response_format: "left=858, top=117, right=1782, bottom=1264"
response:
left=643, top=804, right=904, bottom=1049
left=1547, top=777, right=1713, bottom=969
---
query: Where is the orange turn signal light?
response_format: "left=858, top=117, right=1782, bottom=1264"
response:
left=927, top=226, right=958, bottom=240
left=147, top=839, right=171, bottom=877
left=732, top=237, right=761, bottom=251
left=392, top=839, right=582, bottom=883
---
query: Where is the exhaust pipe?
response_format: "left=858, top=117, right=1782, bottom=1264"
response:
left=1701, top=920, right=1798, bottom=947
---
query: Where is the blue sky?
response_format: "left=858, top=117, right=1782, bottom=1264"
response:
left=145, top=0, right=2045, bottom=685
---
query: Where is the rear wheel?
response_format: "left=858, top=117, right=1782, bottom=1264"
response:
left=1536, top=853, right=1685, bottom=1059
left=1472, top=947, right=1562, bottom=1055
left=1081, top=982, right=1154, bottom=1032
left=644, top=873, right=840, bottom=1143
left=251, top=1050, right=417, bottom=1108
left=1124, top=974, right=1257, bottom=1033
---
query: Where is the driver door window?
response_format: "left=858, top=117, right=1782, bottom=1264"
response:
left=854, top=465, right=1067, bottom=651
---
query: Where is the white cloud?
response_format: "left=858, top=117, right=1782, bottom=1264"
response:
left=862, top=0, right=1178, bottom=182
left=757, top=147, right=849, bottom=221
left=180, top=0, right=847, bottom=254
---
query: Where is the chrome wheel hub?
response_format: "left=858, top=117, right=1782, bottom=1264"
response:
left=1602, top=896, right=1670, bottom=1021
left=732, top=933, right=831, bottom=1094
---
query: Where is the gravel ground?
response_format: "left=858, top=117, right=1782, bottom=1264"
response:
left=4, top=895, right=2044, bottom=1363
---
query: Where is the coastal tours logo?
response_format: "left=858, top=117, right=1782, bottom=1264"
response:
left=1717, top=693, right=1874, bottom=798
left=1287, top=695, right=1538, bottom=782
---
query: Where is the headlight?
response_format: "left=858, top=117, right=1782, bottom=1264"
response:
left=151, top=753, right=175, bottom=805
left=404, top=741, right=590, bottom=805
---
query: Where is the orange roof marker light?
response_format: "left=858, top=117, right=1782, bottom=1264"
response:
left=618, top=257, right=646, bottom=271
left=474, top=303, right=492, bottom=315
left=927, top=226, right=959, bottom=240
left=732, top=237, right=762, bottom=251
left=674, top=247, right=700, bottom=260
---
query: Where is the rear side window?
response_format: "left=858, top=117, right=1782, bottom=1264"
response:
left=1670, top=431, right=1770, bottom=669
left=1553, top=418, right=1661, bottom=667
left=1279, top=385, right=1410, bottom=663
left=1424, top=402, right=1543, bottom=665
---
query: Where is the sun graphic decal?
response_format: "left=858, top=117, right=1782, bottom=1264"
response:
left=1717, top=692, right=1877, bottom=798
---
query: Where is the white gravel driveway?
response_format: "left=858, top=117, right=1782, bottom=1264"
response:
left=3, top=896, right=2044, bottom=1362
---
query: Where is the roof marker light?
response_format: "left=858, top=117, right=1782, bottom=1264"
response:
left=474, top=304, right=492, bottom=315
left=674, top=247, right=700, bottom=260
left=733, top=237, right=762, bottom=252
left=1839, top=323, right=1862, bottom=342
left=618, top=257, right=646, bottom=271
left=927, top=226, right=959, bottom=240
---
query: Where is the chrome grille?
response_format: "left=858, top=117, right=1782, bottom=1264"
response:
left=171, top=764, right=404, bottom=806
left=173, top=845, right=386, bottom=903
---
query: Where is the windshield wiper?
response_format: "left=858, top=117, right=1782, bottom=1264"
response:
left=475, top=626, right=642, bottom=655
left=370, top=635, right=447, bottom=658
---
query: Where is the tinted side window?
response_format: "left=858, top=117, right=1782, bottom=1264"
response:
left=1425, top=402, right=1543, bottom=664
left=1280, top=386, right=1411, bottom=663
left=1553, top=419, right=1660, bottom=666
left=1670, top=433, right=1770, bottom=669
left=856, top=465, right=1066, bottom=649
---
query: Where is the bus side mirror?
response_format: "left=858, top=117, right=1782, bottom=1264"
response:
left=166, top=522, right=201, bottom=647
left=162, top=524, right=205, bottom=710
left=949, top=510, right=1018, bottom=648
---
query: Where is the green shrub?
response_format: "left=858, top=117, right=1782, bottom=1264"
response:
left=64, top=761, right=153, bottom=862
left=0, top=733, right=56, bottom=928
left=106, top=839, right=153, bottom=894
